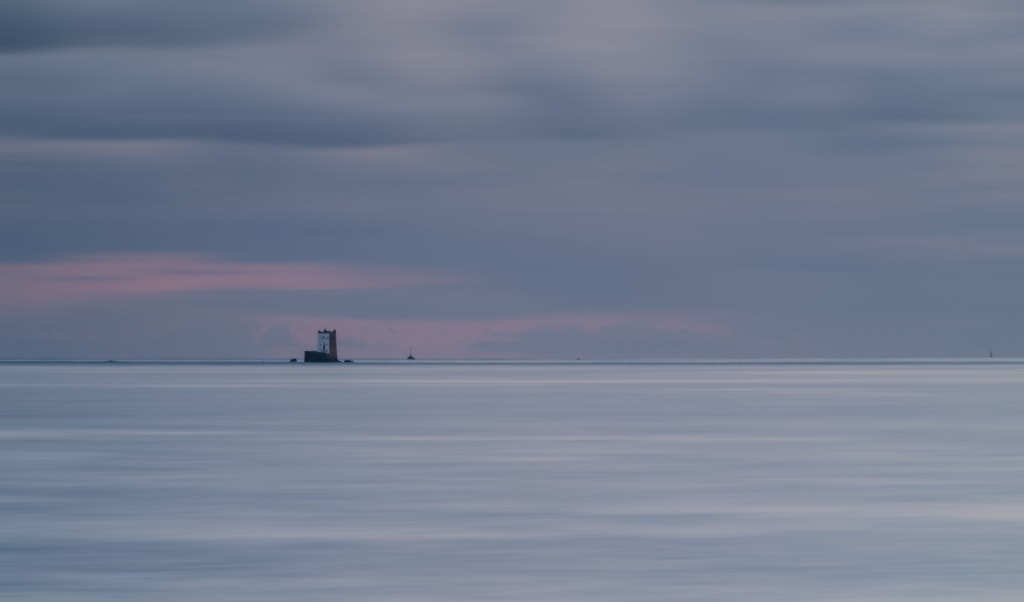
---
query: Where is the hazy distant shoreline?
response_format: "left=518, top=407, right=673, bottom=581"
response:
left=2, top=358, right=1022, bottom=366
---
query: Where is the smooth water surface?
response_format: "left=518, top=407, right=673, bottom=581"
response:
left=4, top=362, right=1024, bottom=600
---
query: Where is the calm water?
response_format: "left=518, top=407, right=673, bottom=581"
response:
left=4, top=361, right=1024, bottom=601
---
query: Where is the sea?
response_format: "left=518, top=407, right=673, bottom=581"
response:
left=4, top=360, right=1024, bottom=601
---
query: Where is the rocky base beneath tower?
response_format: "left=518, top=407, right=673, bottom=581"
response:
left=303, top=351, right=337, bottom=363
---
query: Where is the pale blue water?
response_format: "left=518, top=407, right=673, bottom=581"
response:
left=4, top=361, right=1024, bottom=601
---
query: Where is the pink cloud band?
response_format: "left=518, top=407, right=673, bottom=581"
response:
left=265, top=311, right=730, bottom=359
left=0, top=253, right=455, bottom=308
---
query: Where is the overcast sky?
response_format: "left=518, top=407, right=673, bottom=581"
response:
left=4, top=0, right=1024, bottom=359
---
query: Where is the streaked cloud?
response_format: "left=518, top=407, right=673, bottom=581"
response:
left=0, top=253, right=456, bottom=309
left=0, top=0, right=317, bottom=52
left=262, top=311, right=731, bottom=360
left=3, top=1, right=1024, bottom=358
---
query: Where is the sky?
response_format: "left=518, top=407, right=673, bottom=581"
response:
left=3, top=0, right=1024, bottom=360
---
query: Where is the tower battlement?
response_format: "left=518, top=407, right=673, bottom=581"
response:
left=304, top=329, right=338, bottom=362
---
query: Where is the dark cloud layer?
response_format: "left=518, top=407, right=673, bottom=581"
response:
left=0, top=0, right=315, bottom=52
left=4, top=1, right=1024, bottom=358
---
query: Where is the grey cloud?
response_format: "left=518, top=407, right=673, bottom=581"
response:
left=5, top=1, right=1023, bottom=150
left=471, top=323, right=726, bottom=359
left=0, top=52, right=433, bottom=148
left=6, top=1, right=1024, bottom=357
left=0, top=297, right=261, bottom=359
left=0, top=0, right=316, bottom=52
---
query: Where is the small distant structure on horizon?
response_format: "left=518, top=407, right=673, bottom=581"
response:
left=407, top=347, right=415, bottom=360
left=304, top=329, right=339, bottom=363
